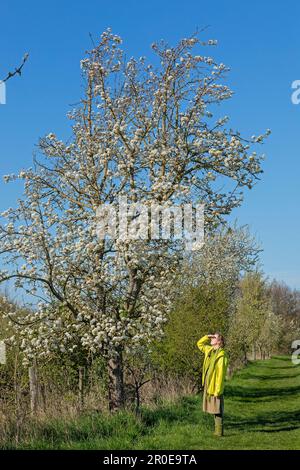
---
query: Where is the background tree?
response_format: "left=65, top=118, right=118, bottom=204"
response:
left=151, top=225, right=260, bottom=386
left=227, top=272, right=273, bottom=365
left=267, top=280, right=300, bottom=354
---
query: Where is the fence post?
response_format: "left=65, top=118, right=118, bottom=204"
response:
left=29, top=358, right=39, bottom=414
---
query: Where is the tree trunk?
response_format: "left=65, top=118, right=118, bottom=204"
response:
left=252, top=344, right=256, bottom=361
left=29, top=359, right=39, bottom=414
left=257, top=345, right=262, bottom=359
left=196, top=373, right=203, bottom=393
left=242, top=344, right=248, bottom=365
left=40, top=382, right=47, bottom=412
left=14, top=350, right=21, bottom=446
left=107, top=347, right=125, bottom=412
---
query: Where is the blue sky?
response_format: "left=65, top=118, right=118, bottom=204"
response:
left=0, top=0, right=299, bottom=289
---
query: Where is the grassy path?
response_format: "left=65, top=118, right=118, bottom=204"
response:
left=135, top=355, right=300, bottom=450
left=3, top=356, right=300, bottom=450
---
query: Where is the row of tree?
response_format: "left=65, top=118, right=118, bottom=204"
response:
left=0, top=29, right=295, bottom=422
left=151, top=228, right=300, bottom=385
left=1, top=226, right=299, bottom=422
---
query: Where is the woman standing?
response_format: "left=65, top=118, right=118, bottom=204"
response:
left=197, top=333, right=228, bottom=437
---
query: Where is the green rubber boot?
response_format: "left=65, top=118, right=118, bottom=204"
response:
left=214, top=415, right=224, bottom=437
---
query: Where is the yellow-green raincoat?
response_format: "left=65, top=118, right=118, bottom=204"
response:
left=197, top=335, right=228, bottom=397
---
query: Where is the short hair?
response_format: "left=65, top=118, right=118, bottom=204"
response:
left=214, top=332, right=225, bottom=348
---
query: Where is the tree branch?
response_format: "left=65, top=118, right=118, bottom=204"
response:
left=2, top=53, right=29, bottom=83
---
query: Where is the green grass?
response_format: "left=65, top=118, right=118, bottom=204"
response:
left=2, top=356, right=300, bottom=449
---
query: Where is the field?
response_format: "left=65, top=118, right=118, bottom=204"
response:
left=1, top=356, right=300, bottom=450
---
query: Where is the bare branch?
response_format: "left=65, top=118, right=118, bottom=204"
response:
left=2, top=52, right=29, bottom=83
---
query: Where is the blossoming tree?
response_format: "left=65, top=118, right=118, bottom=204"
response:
left=0, top=28, right=269, bottom=411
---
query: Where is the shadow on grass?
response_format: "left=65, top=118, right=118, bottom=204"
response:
left=226, top=409, right=300, bottom=433
left=239, top=372, right=300, bottom=381
left=224, top=358, right=300, bottom=434
left=225, top=383, right=300, bottom=400
left=271, top=356, right=292, bottom=362
left=258, top=365, right=297, bottom=370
